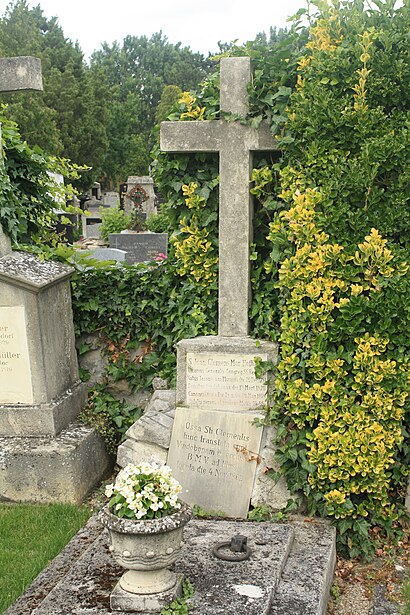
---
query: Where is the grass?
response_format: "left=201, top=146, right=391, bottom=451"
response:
left=0, top=503, right=91, bottom=613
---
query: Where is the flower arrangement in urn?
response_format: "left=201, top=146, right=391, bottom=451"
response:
left=99, top=462, right=192, bottom=612
left=105, top=462, right=182, bottom=520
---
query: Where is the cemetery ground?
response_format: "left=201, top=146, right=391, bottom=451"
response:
left=1, top=473, right=409, bottom=615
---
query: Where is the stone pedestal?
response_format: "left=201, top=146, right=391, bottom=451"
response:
left=110, top=575, right=183, bottom=613
left=0, top=250, right=111, bottom=502
left=0, top=253, right=84, bottom=430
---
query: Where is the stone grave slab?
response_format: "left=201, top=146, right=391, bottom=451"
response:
left=181, top=521, right=294, bottom=615
left=109, top=232, right=167, bottom=264
left=4, top=517, right=336, bottom=615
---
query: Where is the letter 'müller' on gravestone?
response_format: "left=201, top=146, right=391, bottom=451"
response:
left=0, top=56, right=110, bottom=503
left=162, top=57, right=279, bottom=518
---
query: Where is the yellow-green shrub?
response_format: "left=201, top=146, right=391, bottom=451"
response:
left=269, top=188, right=409, bottom=557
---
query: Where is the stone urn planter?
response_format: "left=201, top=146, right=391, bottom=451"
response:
left=99, top=501, right=192, bottom=611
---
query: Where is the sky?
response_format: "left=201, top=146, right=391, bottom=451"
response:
left=0, top=0, right=306, bottom=58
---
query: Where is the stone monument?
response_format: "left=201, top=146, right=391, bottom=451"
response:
left=0, top=56, right=110, bottom=503
left=124, top=176, right=156, bottom=218
left=161, top=57, right=282, bottom=517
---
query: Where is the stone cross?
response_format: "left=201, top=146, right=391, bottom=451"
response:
left=160, top=57, right=278, bottom=337
left=0, top=56, right=43, bottom=257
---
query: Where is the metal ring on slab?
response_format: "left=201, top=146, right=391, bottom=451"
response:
left=212, top=541, right=252, bottom=562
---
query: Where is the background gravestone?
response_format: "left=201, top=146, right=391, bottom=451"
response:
left=124, top=176, right=156, bottom=218
left=109, top=231, right=167, bottom=264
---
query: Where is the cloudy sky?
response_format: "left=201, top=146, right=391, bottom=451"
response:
left=0, top=0, right=306, bottom=58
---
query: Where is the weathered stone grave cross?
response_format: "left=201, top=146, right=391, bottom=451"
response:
left=161, top=56, right=278, bottom=336
left=0, top=56, right=43, bottom=257
left=158, top=58, right=282, bottom=518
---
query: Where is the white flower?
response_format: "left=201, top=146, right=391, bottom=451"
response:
left=107, top=461, right=183, bottom=520
left=104, top=484, right=114, bottom=498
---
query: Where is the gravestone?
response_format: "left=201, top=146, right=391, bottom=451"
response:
left=124, top=176, right=156, bottom=218
left=0, top=56, right=110, bottom=503
left=91, top=181, right=101, bottom=200
left=81, top=198, right=104, bottom=238
left=162, top=57, right=282, bottom=517
left=109, top=231, right=168, bottom=264
left=101, top=191, right=119, bottom=207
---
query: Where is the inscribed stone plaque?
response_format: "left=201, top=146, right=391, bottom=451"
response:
left=185, top=352, right=268, bottom=410
left=0, top=306, right=33, bottom=404
left=167, top=407, right=263, bottom=518
left=109, top=232, right=168, bottom=264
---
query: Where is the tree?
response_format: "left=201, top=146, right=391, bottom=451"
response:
left=155, top=85, right=183, bottom=125
left=90, top=32, right=211, bottom=186
left=0, top=0, right=109, bottom=187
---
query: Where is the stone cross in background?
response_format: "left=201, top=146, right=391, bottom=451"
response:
left=161, top=56, right=278, bottom=337
left=0, top=56, right=43, bottom=257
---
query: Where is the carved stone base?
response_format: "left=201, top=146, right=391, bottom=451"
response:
left=110, top=574, right=183, bottom=612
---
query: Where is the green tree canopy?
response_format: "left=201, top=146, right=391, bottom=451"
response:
left=90, top=32, right=212, bottom=186
left=0, top=0, right=108, bottom=187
